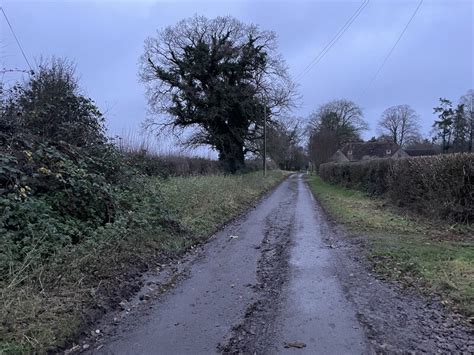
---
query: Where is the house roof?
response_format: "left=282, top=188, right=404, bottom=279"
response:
left=404, top=149, right=438, bottom=157
left=340, top=142, right=400, bottom=161
left=330, top=150, right=349, bottom=162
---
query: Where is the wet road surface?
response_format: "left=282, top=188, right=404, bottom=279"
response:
left=89, top=174, right=473, bottom=354
left=94, top=174, right=369, bottom=354
left=272, top=177, right=367, bottom=354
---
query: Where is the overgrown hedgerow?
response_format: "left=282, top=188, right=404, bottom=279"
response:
left=319, top=154, right=474, bottom=222
left=0, top=168, right=286, bottom=353
left=0, top=57, right=287, bottom=353
left=319, top=158, right=391, bottom=195
left=0, top=137, right=128, bottom=280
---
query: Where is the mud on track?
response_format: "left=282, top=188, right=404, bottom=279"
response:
left=85, top=175, right=300, bottom=354
left=80, top=174, right=473, bottom=354
left=218, top=178, right=297, bottom=353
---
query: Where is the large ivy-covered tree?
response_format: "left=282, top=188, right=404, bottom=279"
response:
left=139, top=15, right=295, bottom=172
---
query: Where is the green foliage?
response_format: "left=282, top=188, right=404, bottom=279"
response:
left=0, top=139, right=127, bottom=280
left=432, top=92, right=474, bottom=153
left=0, top=171, right=286, bottom=353
left=3, top=58, right=106, bottom=147
left=0, top=59, right=135, bottom=281
left=0, top=55, right=288, bottom=354
left=452, top=103, right=469, bottom=152
left=433, top=98, right=454, bottom=153
left=319, top=154, right=474, bottom=222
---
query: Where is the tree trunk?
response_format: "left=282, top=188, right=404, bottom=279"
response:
left=217, top=140, right=245, bottom=173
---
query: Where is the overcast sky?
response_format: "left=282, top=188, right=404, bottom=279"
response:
left=1, top=0, right=473, bottom=154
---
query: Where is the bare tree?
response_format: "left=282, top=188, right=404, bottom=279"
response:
left=460, top=89, right=474, bottom=152
left=308, top=99, right=368, bottom=143
left=378, top=104, right=420, bottom=147
left=267, top=117, right=306, bottom=170
left=139, top=15, right=296, bottom=172
left=307, top=99, right=367, bottom=167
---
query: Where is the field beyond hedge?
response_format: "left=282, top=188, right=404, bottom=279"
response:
left=0, top=171, right=286, bottom=354
left=308, top=175, right=474, bottom=319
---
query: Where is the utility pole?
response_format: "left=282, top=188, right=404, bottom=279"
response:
left=263, top=104, right=267, bottom=177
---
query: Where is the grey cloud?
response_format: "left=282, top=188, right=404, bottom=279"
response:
left=1, top=0, right=472, bottom=144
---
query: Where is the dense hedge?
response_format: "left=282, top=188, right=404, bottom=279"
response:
left=319, top=158, right=391, bottom=195
left=319, top=154, right=474, bottom=222
left=122, top=150, right=221, bottom=177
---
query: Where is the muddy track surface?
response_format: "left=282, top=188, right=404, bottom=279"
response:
left=78, top=174, right=473, bottom=354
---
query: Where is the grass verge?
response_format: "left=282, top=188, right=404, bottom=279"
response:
left=307, top=174, right=474, bottom=319
left=0, top=171, right=287, bottom=354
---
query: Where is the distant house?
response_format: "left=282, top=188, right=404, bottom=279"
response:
left=330, top=142, right=400, bottom=162
left=330, top=142, right=439, bottom=163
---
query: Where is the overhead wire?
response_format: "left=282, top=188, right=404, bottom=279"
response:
left=1, top=6, right=33, bottom=72
left=361, top=0, right=423, bottom=95
left=295, top=0, right=369, bottom=81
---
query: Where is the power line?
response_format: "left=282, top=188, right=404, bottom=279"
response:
left=362, top=0, right=423, bottom=93
left=1, top=6, right=33, bottom=71
left=302, top=0, right=369, bottom=77
left=296, top=0, right=369, bottom=80
left=296, top=1, right=365, bottom=80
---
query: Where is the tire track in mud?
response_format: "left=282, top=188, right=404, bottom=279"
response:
left=77, top=174, right=473, bottom=354
left=219, top=179, right=297, bottom=354
left=84, top=176, right=298, bottom=354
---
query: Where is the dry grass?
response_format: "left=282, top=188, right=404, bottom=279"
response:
left=0, top=171, right=287, bottom=354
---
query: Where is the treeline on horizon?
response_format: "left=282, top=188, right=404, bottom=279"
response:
left=306, top=93, right=474, bottom=169
left=3, top=13, right=472, bottom=177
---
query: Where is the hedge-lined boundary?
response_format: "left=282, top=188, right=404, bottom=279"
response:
left=319, top=154, right=474, bottom=222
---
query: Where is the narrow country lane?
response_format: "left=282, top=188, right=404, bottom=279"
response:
left=88, top=174, right=472, bottom=354
left=92, top=174, right=370, bottom=354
